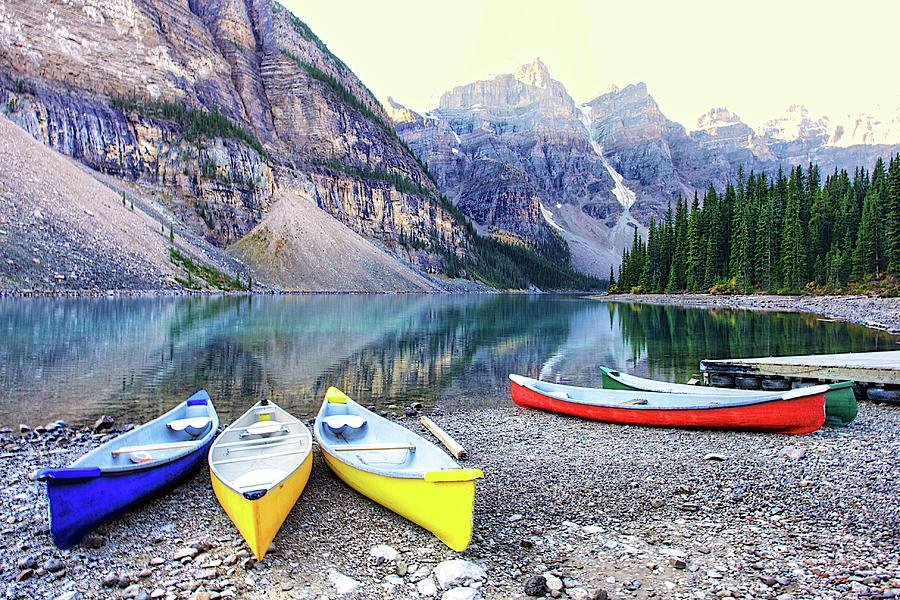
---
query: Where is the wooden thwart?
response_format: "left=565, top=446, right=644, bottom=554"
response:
left=214, top=448, right=307, bottom=466
left=419, top=416, right=467, bottom=460
left=216, top=433, right=308, bottom=450
left=334, top=443, right=416, bottom=452
left=112, top=441, right=198, bottom=455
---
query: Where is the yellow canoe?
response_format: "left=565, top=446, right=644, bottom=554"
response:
left=314, top=387, right=483, bottom=551
left=209, top=399, right=312, bottom=560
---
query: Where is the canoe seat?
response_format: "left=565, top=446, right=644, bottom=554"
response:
left=239, top=421, right=289, bottom=438
left=233, top=468, right=285, bottom=491
left=167, top=416, right=213, bottom=436
left=323, top=415, right=366, bottom=435
left=545, top=390, right=570, bottom=400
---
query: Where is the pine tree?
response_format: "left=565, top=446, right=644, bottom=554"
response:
left=646, top=219, right=659, bottom=291
left=666, top=196, right=688, bottom=292
left=781, top=169, right=806, bottom=290
left=686, top=193, right=704, bottom=291
left=608, top=265, right=616, bottom=293
left=702, top=184, right=720, bottom=287
left=730, top=187, right=753, bottom=288
left=852, top=188, right=881, bottom=280
left=808, top=187, right=834, bottom=283
left=887, top=154, right=900, bottom=274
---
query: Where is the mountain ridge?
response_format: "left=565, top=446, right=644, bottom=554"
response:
left=0, top=1, right=604, bottom=291
left=388, top=58, right=900, bottom=275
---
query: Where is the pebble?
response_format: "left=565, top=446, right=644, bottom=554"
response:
left=44, top=558, right=65, bottom=573
left=327, top=568, right=361, bottom=595
left=174, top=547, right=199, bottom=561
left=703, top=453, right=727, bottom=461
left=92, top=415, right=114, bottom=432
left=417, top=577, right=439, bottom=597
left=524, top=574, right=547, bottom=596
left=433, top=559, right=487, bottom=589
left=369, top=544, right=398, bottom=562
left=441, top=588, right=481, bottom=600
left=780, top=446, right=807, bottom=460
left=544, top=572, right=564, bottom=592
left=193, top=568, right=216, bottom=580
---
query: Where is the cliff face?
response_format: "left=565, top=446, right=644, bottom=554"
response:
left=392, top=59, right=633, bottom=276
left=0, top=0, right=465, bottom=283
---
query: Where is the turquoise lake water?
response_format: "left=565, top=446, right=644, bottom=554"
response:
left=0, top=295, right=895, bottom=427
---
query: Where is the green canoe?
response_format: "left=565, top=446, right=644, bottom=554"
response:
left=598, top=366, right=857, bottom=427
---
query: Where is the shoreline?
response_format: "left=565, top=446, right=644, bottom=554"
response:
left=603, top=293, right=900, bottom=335
left=3, top=401, right=899, bottom=599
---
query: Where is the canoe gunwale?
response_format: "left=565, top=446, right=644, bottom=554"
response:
left=208, top=399, right=312, bottom=498
left=38, top=391, right=219, bottom=477
left=511, top=374, right=827, bottom=411
left=510, top=380, right=826, bottom=434
left=314, top=393, right=461, bottom=480
left=599, top=365, right=856, bottom=395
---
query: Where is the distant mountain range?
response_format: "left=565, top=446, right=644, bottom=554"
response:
left=1, top=0, right=896, bottom=290
left=387, top=58, right=900, bottom=276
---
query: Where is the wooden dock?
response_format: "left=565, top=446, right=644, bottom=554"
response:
left=700, top=351, right=900, bottom=401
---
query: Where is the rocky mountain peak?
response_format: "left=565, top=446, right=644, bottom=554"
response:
left=384, top=96, right=423, bottom=125
left=696, top=106, right=744, bottom=130
left=759, top=104, right=828, bottom=142
left=437, top=58, right=572, bottom=112
left=514, top=57, right=552, bottom=88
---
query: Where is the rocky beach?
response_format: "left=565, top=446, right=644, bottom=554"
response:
left=605, top=294, right=900, bottom=335
left=3, top=396, right=898, bottom=600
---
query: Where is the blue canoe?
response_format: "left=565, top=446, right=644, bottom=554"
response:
left=36, top=390, right=219, bottom=548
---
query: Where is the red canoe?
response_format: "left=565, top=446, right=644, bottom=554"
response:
left=509, top=374, right=828, bottom=434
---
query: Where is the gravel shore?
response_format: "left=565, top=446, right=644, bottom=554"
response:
left=604, top=294, right=900, bottom=335
left=3, top=398, right=899, bottom=599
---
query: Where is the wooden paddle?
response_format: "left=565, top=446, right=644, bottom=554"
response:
left=111, top=441, right=198, bottom=455
left=334, top=443, right=416, bottom=452
left=419, top=416, right=467, bottom=460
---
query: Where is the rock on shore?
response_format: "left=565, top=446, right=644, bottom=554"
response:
left=2, top=400, right=899, bottom=598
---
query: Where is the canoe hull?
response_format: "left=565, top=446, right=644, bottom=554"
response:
left=210, top=452, right=312, bottom=560
left=43, top=437, right=214, bottom=548
left=599, top=366, right=857, bottom=427
left=822, top=382, right=857, bottom=427
left=320, top=448, right=476, bottom=551
left=511, top=381, right=825, bottom=434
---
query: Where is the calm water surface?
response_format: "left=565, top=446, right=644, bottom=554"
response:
left=0, top=295, right=895, bottom=426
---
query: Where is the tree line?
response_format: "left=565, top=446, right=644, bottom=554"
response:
left=610, top=154, right=900, bottom=295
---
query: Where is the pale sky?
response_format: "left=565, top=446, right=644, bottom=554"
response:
left=283, top=0, right=900, bottom=129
